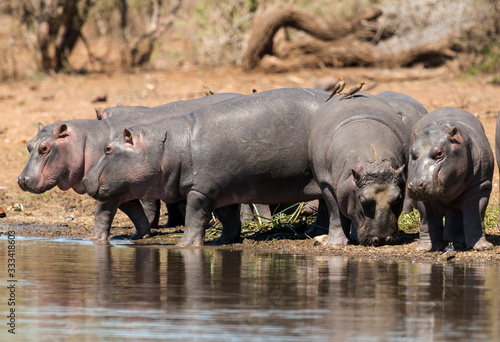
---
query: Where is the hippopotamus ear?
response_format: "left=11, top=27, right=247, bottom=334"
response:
left=95, top=108, right=106, bottom=120
left=394, top=164, right=406, bottom=182
left=395, top=164, right=405, bottom=177
left=123, top=128, right=135, bottom=146
left=38, top=122, right=44, bottom=132
left=57, top=124, right=69, bottom=139
left=351, top=165, right=364, bottom=183
left=446, top=126, right=463, bottom=144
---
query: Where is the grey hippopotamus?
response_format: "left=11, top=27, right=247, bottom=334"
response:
left=496, top=111, right=500, bottom=229
left=83, top=88, right=330, bottom=245
left=407, top=107, right=494, bottom=251
left=375, top=91, right=427, bottom=132
left=18, top=93, right=240, bottom=240
left=375, top=90, right=428, bottom=213
left=95, top=105, right=150, bottom=120
left=309, top=92, right=408, bottom=246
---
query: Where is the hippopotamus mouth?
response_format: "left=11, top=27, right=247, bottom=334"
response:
left=407, top=183, right=444, bottom=202
left=359, top=234, right=398, bottom=246
left=82, top=175, right=101, bottom=199
left=357, top=224, right=399, bottom=246
left=17, top=181, right=46, bottom=194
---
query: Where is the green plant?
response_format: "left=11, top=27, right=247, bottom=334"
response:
left=398, top=209, right=420, bottom=231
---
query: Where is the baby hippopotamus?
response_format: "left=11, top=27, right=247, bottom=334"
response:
left=407, top=107, right=494, bottom=251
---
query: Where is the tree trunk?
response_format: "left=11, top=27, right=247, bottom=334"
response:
left=242, top=2, right=455, bottom=72
left=17, top=0, right=94, bottom=73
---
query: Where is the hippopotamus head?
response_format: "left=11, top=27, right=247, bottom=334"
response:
left=339, top=160, right=405, bottom=246
left=83, top=127, right=163, bottom=202
left=18, top=122, right=86, bottom=194
left=407, top=123, right=467, bottom=201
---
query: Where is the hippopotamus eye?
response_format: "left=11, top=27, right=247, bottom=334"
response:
left=433, top=149, right=444, bottom=160
left=104, top=144, right=113, bottom=155
left=38, top=142, right=50, bottom=155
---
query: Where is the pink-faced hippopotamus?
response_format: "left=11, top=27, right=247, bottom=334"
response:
left=309, top=92, right=408, bottom=246
left=407, top=107, right=494, bottom=251
left=82, top=88, right=330, bottom=245
left=17, top=93, right=241, bottom=240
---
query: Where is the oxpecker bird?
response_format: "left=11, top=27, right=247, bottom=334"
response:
left=325, top=77, right=346, bottom=102
left=203, top=85, right=215, bottom=96
left=339, top=81, right=367, bottom=100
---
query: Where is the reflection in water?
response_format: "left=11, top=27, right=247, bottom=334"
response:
left=0, top=239, right=499, bottom=341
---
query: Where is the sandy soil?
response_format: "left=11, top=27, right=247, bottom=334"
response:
left=1, top=65, right=500, bottom=265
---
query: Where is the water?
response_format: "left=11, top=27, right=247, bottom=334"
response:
left=0, top=237, right=499, bottom=341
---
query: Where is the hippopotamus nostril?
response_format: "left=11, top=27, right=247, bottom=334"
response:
left=372, top=236, right=380, bottom=246
left=385, top=236, right=394, bottom=244
left=419, top=182, right=425, bottom=189
left=17, top=176, right=27, bottom=186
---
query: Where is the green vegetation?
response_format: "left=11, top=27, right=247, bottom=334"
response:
left=398, top=209, right=421, bottom=232
left=461, top=44, right=500, bottom=82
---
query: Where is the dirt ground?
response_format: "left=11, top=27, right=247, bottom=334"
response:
left=1, top=65, right=500, bottom=265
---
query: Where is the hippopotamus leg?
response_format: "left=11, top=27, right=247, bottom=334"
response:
left=164, top=202, right=186, bottom=227
left=443, top=209, right=465, bottom=246
left=117, top=199, right=151, bottom=239
left=177, top=191, right=211, bottom=247
left=89, top=199, right=120, bottom=240
left=88, top=199, right=154, bottom=240
left=212, top=204, right=242, bottom=245
left=304, top=200, right=329, bottom=237
left=141, top=199, right=161, bottom=227
left=462, top=191, right=493, bottom=251
left=322, top=188, right=351, bottom=246
left=415, top=201, right=443, bottom=252
left=240, top=204, right=272, bottom=222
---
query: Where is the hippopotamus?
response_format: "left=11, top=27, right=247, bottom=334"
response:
left=17, top=93, right=241, bottom=240
left=375, top=91, right=427, bottom=133
left=309, top=92, right=408, bottom=246
left=407, top=107, right=494, bottom=251
left=83, top=88, right=330, bottom=245
left=496, top=112, right=500, bottom=229
left=95, top=105, right=150, bottom=120
left=375, top=91, right=428, bottom=213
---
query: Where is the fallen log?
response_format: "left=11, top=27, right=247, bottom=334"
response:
left=242, top=2, right=456, bottom=72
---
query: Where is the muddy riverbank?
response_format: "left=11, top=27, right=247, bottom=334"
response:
left=1, top=66, right=500, bottom=265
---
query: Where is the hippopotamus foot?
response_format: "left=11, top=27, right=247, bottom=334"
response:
left=86, top=231, right=109, bottom=241
left=129, top=232, right=151, bottom=240
left=416, top=239, right=433, bottom=252
left=211, top=204, right=241, bottom=245
left=471, top=237, right=493, bottom=251
left=323, top=234, right=349, bottom=247
left=177, top=234, right=204, bottom=247
left=210, top=233, right=241, bottom=245
left=304, top=225, right=328, bottom=238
